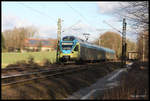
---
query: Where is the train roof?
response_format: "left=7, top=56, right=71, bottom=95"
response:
left=80, top=41, right=115, bottom=54
left=61, top=36, right=115, bottom=54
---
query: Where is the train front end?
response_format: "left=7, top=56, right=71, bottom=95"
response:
left=59, top=36, right=80, bottom=62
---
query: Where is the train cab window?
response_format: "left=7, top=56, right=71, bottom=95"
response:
left=74, top=45, right=79, bottom=51
left=63, top=36, right=75, bottom=41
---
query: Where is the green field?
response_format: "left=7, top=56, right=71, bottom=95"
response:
left=1, top=51, right=56, bottom=68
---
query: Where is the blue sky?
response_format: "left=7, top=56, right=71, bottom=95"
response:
left=2, top=1, right=138, bottom=42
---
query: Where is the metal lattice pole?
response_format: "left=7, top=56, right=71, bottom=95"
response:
left=122, top=18, right=127, bottom=68
left=56, top=18, right=61, bottom=63
left=142, top=34, right=145, bottom=62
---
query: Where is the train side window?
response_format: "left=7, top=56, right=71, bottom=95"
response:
left=74, top=45, right=79, bottom=51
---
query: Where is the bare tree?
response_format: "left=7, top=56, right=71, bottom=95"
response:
left=3, top=29, right=14, bottom=50
left=114, top=2, right=149, bottom=61
left=116, top=1, right=148, bottom=33
left=37, top=41, right=42, bottom=52
left=1, top=33, right=5, bottom=50
left=2, top=26, right=38, bottom=52
left=93, top=31, right=137, bottom=59
left=137, top=31, right=149, bottom=61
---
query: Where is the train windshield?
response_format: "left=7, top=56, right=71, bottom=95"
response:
left=62, top=45, right=72, bottom=50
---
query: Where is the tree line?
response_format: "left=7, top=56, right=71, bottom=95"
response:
left=2, top=26, right=37, bottom=52
left=93, top=31, right=137, bottom=59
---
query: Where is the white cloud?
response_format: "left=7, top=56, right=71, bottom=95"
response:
left=2, top=14, right=58, bottom=39
left=2, top=14, right=33, bottom=31
left=36, top=26, right=57, bottom=39
left=61, top=21, right=101, bottom=41
left=97, top=2, right=129, bottom=14
left=2, top=9, right=136, bottom=42
left=2, top=14, right=16, bottom=31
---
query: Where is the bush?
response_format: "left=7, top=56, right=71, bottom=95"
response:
left=27, top=56, right=34, bottom=64
left=16, top=60, right=27, bottom=65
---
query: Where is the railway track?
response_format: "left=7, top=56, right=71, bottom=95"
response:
left=1, top=62, right=99, bottom=76
left=1, top=63, right=81, bottom=73
left=2, top=61, right=119, bottom=87
left=2, top=65, right=54, bottom=72
left=2, top=66, right=51, bottom=76
left=1, top=64, right=93, bottom=86
left=2, top=64, right=71, bottom=76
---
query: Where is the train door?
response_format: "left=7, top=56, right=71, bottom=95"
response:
left=72, top=44, right=80, bottom=60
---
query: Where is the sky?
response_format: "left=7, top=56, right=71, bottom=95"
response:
left=2, top=1, right=138, bottom=42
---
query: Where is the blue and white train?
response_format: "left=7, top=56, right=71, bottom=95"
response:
left=58, top=36, right=116, bottom=62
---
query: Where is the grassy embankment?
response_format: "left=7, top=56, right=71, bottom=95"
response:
left=1, top=51, right=56, bottom=68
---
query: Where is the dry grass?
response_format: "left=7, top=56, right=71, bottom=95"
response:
left=102, top=61, right=149, bottom=100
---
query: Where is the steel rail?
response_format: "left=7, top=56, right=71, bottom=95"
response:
left=2, top=65, right=90, bottom=86
left=2, top=65, right=77, bottom=78
left=2, top=67, right=65, bottom=79
left=1, top=64, right=80, bottom=74
left=2, top=66, right=51, bottom=72
left=2, top=63, right=96, bottom=77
